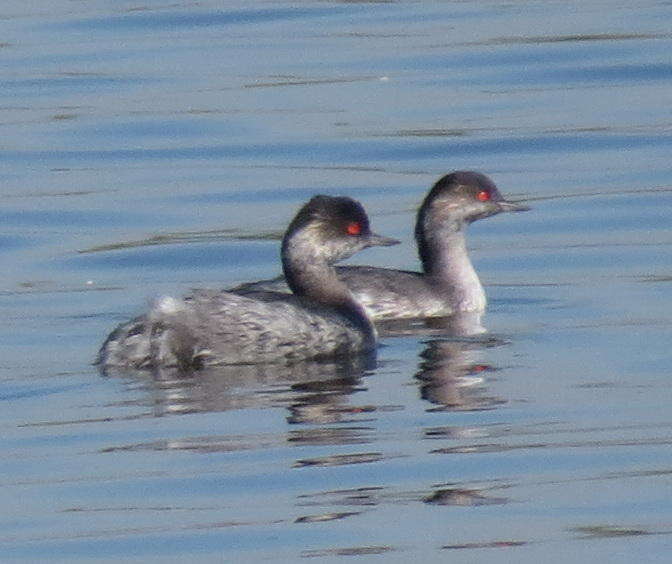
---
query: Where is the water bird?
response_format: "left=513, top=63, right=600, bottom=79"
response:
left=97, top=195, right=399, bottom=371
left=233, top=171, right=529, bottom=320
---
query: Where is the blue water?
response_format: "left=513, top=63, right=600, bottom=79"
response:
left=2, top=1, right=672, bottom=562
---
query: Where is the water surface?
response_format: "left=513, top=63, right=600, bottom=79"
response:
left=2, top=1, right=672, bottom=562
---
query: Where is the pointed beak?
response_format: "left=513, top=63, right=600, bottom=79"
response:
left=497, top=200, right=531, bottom=213
left=366, top=232, right=401, bottom=247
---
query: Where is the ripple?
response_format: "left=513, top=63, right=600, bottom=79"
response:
left=423, top=487, right=508, bottom=507
left=58, top=7, right=346, bottom=32
left=293, top=452, right=387, bottom=468
left=442, top=540, right=528, bottom=550
left=302, top=545, right=395, bottom=558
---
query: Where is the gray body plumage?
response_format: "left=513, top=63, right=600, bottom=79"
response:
left=98, top=291, right=374, bottom=369
left=233, top=266, right=464, bottom=320
left=233, top=171, right=529, bottom=321
left=97, top=195, right=399, bottom=371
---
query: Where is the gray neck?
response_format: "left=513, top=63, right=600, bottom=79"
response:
left=282, top=235, right=377, bottom=343
left=420, top=221, right=486, bottom=312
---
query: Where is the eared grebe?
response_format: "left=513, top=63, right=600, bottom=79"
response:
left=97, top=196, right=399, bottom=371
left=233, top=171, right=529, bottom=320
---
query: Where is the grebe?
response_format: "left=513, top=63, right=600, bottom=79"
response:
left=233, top=171, right=529, bottom=320
left=97, top=195, right=399, bottom=370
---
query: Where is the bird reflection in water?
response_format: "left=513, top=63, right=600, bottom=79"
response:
left=423, top=487, right=508, bottom=506
left=102, top=352, right=376, bottom=424
left=408, top=312, right=507, bottom=412
left=100, top=311, right=506, bottom=440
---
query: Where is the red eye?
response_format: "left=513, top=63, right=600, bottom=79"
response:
left=346, top=221, right=362, bottom=236
left=477, top=190, right=491, bottom=202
